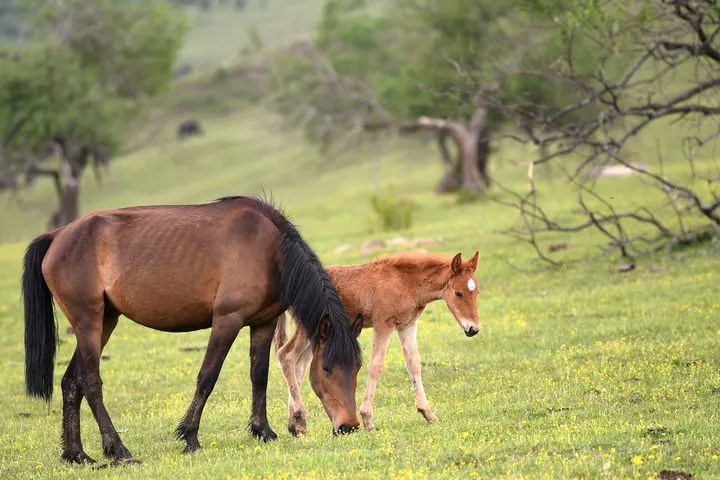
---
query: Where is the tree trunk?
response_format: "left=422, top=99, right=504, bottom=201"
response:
left=47, top=139, right=87, bottom=229
left=431, top=106, right=489, bottom=194
left=55, top=158, right=80, bottom=227
left=434, top=130, right=461, bottom=193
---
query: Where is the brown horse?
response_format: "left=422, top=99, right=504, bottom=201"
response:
left=23, top=196, right=362, bottom=465
left=275, top=251, right=480, bottom=435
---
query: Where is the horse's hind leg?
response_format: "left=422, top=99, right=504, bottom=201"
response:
left=276, top=323, right=312, bottom=436
left=176, top=319, right=241, bottom=453
left=397, top=322, right=437, bottom=423
left=71, top=309, right=136, bottom=465
left=61, top=350, right=95, bottom=464
left=61, top=311, right=121, bottom=464
left=248, top=320, right=278, bottom=442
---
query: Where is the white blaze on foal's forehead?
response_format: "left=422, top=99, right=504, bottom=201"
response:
left=467, top=278, right=476, bottom=292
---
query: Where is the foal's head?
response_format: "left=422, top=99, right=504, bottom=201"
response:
left=308, top=314, right=363, bottom=435
left=442, top=251, right=481, bottom=337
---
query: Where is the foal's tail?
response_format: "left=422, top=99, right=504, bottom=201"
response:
left=22, top=232, right=57, bottom=401
left=275, top=223, right=361, bottom=369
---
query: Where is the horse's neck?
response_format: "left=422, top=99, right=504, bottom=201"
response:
left=390, top=258, right=450, bottom=305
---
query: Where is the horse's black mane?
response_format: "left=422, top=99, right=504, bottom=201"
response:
left=216, top=195, right=361, bottom=369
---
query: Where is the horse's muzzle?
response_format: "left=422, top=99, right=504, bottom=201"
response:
left=464, top=326, right=480, bottom=337
left=334, top=424, right=359, bottom=436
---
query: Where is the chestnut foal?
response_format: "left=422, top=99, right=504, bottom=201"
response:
left=275, top=251, right=480, bottom=434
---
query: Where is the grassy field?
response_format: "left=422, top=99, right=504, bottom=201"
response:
left=1, top=98, right=719, bottom=479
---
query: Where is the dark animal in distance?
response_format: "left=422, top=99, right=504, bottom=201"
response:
left=176, top=119, right=204, bottom=140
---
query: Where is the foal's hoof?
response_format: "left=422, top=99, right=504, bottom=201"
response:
left=288, top=423, right=306, bottom=437
left=288, top=411, right=307, bottom=437
left=418, top=408, right=438, bottom=423
left=62, top=451, right=96, bottom=465
left=361, top=412, right=375, bottom=431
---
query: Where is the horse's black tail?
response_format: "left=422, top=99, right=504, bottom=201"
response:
left=22, top=232, right=57, bottom=401
left=276, top=223, right=361, bottom=369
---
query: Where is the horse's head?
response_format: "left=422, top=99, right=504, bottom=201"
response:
left=308, top=314, right=363, bottom=435
left=442, top=251, right=481, bottom=337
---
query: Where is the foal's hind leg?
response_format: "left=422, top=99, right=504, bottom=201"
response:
left=248, top=320, right=278, bottom=442
left=176, top=318, right=241, bottom=453
left=71, top=309, right=136, bottom=465
left=397, top=322, right=437, bottom=423
left=360, top=324, right=394, bottom=430
left=276, top=324, right=312, bottom=436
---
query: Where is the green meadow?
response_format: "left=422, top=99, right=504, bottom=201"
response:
left=1, top=102, right=719, bottom=479
left=1, top=2, right=720, bottom=478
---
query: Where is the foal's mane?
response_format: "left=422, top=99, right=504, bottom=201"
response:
left=215, top=195, right=361, bottom=369
left=373, top=252, right=452, bottom=275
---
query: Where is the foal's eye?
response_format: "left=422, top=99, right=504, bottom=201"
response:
left=322, top=366, right=331, bottom=376
left=455, top=291, right=463, bottom=298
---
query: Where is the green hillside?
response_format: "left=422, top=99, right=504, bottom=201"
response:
left=177, top=0, right=326, bottom=72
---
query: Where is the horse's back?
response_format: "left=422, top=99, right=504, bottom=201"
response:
left=42, top=201, right=283, bottom=331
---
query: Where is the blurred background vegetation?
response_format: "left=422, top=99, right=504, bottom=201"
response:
left=1, top=0, right=718, bottom=262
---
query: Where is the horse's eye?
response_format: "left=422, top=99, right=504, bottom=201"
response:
left=323, top=366, right=331, bottom=375
left=455, top=291, right=463, bottom=298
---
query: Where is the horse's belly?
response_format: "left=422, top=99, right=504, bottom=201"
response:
left=107, top=287, right=213, bottom=332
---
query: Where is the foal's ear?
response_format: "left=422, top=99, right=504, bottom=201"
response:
left=467, top=250, right=480, bottom=271
left=351, top=314, right=364, bottom=338
left=451, top=252, right=463, bottom=274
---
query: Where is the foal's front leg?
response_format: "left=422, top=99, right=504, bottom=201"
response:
left=360, top=324, right=394, bottom=430
left=397, top=322, right=437, bottom=423
left=248, top=320, right=278, bottom=442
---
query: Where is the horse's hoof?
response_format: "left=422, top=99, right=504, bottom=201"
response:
left=183, top=444, right=202, bottom=454
left=261, top=429, right=278, bottom=443
left=62, top=451, right=96, bottom=465
left=110, top=457, right=141, bottom=467
left=250, top=423, right=278, bottom=443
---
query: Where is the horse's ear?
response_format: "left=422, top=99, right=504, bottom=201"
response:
left=467, top=251, right=479, bottom=271
left=319, top=317, right=331, bottom=342
left=451, top=253, right=463, bottom=274
left=351, top=314, right=364, bottom=338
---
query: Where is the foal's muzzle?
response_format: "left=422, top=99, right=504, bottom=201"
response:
left=334, top=424, right=359, bottom=436
left=464, top=325, right=480, bottom=337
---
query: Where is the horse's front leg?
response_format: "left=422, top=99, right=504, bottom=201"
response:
left=176, top=317, right=241, bottom=454
left=276, top=322, right=312, bottom=436
left=248, top=319, right=278, bottom=442
left=397, top=322, right=437, bottom=423
left=360, top=324, right=394, bottom=430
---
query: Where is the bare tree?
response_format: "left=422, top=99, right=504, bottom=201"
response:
left=495, top=0, right=720, bottom=263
